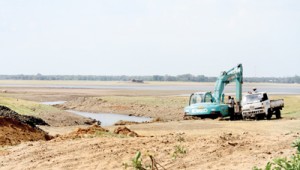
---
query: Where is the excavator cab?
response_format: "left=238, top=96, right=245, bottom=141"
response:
left=184, top=92, right=229, bottom=118
left=189, top=92, right=213, bottom=105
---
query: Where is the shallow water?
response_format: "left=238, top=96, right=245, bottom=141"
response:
left=67, top=110, right=152, bottom=126
left=41, top=101, right=66, bottom=105
left=41, top=101, right=152, bottom=126
left=2, top=84, right=300, bottom=94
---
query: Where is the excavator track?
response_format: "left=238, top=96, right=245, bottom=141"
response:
left=183, top=115, right=202, bottom=120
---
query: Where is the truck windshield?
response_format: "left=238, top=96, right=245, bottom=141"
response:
left=242, top=94, right=263, bottom=105
left=190, top=94, right=204, bottom=105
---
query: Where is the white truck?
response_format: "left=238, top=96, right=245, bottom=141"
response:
left=241, top=92, right=284, bottom=120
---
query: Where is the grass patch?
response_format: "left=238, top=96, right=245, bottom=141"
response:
left=271, top=95, right=300, bottom=118
left=172, top=145, right=187, bottom=159
left=0, top=96, right=63, bottom=116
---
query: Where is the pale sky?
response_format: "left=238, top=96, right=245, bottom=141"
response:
left=0, top=0, right=299, bottom=77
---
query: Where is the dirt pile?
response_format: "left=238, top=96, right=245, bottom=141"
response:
left=73, top=125, right=108, bottom=135
left=58, top=125, right=109, bottom=139
left=57, top=125, right=140, bottom=140
left=0, top=117, right=52, bottom=146
left=113, top=126, right=139, bottom=137
left=0, top=105, right=49, bottom=127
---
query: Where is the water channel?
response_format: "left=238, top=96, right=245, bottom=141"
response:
left=68, top=110, right=152, bottom=126
left=42, top=101, right=152, bottom=126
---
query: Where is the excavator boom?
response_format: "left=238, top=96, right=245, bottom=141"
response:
left=213, top=64, right=243, bottom=103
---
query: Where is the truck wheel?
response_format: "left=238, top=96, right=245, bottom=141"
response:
left=230, top=114, right=234, bottom=120
left=255, top=114, right=263, bottom=120
left=266, top=111, right=272, bottom=120
left=276, top=110, right=281, bottom=119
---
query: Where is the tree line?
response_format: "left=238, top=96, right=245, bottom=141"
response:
left=0, top=74, right=299, bottom=83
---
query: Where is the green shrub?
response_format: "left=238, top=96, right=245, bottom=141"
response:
left=172, top=145, right=187, bottom=159
left=123, top=151, right=166, bottom=170
left=253, top=138, right=300, bottom=170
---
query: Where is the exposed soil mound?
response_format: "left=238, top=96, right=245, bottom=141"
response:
left=59, top=125, right=109, bottom=139
left=0, top=105, right=49, bottom=127
left=73, top=125, right=108, bottom=135
left=113, top=126, right=139, bottom=137
left=0, top=117, right=52, bottom=146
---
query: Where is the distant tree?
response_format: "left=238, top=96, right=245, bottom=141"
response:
left=0, top=74, right=298, bottom=83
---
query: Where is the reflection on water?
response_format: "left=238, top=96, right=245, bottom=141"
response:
left=68, top=110, right=152, bottom=126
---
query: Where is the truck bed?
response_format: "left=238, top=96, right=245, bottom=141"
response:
left=270, top=99, right=284, bottom=109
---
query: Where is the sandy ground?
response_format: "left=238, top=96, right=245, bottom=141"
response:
left=1, top=120, right=300, bottom=170
left=0, top=82, right=300, bottom=169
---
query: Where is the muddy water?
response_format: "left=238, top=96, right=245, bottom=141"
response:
left=67, top=110, right=152, bottom=126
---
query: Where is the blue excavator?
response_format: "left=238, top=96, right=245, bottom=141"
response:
left=184, top=64, right=243, bottom=119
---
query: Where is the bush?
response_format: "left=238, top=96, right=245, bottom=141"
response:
left=123, top=151, right=166, bottom=170
left=172, top=145, right=187, bottom=159
left=253, top=138, right=300, bottom=170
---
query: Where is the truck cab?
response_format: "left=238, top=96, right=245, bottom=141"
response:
left=242, top=92, right=284, bottom=120
left=184, top=92, right=229, bottom=118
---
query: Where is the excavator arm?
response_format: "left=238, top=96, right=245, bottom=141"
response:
left=213, top=64, right=243, bottom=104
